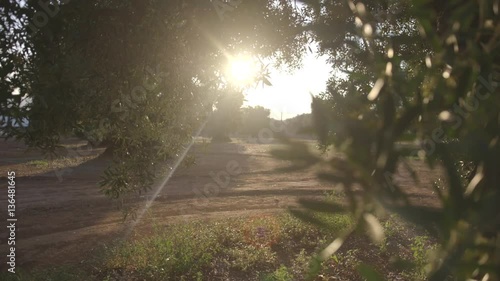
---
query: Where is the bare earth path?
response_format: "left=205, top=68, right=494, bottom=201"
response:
left=0, top=139, right=440, bottom=270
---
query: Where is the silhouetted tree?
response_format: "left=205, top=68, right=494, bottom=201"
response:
left=239, top=106, right=271, bottom=137
left=206, top=89, right=244, bottom=142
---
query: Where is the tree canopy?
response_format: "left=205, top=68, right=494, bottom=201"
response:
left=239, top=105, right=271, bottom=137
left=1, top=0, right=307, bottom=198
left=205, top=88, right=244, bottom=142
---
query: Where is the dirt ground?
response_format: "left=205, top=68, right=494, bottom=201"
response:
left=0, top=138, right=441, bottom=271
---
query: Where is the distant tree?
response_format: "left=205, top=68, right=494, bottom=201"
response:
left=207, top=89, right=244, bottom=142
left=284, top=113, right=313, bottom=137
left=240, top=106, right=271, bottom=137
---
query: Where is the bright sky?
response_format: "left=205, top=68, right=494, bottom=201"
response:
left=243, top=51, right=332, bottom=120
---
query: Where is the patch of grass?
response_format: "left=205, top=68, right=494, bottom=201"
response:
left=227, top=245, right=277, bottom=271
left=288, top=249, right=308, bottom=276
left=405, top=235, right=436, bottom=280
left=378, top=215, right=438, bottom=280
left=8, top=204, right=437, bottom=280
left=378, top=214, right=405, bottom=252
left=102, top=213, right=352, bottom=280
left=263, top=265, right=293, bottom=281
left=332, top=249, right=360, bottom=268
left=27, top=159, right=50, bottom=168
left=105, top=221, right=221, bottom=280
left=50, top=156, right=95, bottom=169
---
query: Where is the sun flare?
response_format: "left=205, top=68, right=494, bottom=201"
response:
left=226, top=54, right=259, bottom=86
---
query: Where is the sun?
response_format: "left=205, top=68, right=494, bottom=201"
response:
left=226, top=54, right=259, bottom=86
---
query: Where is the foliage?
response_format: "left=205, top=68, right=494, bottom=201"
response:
left=263, top=265, right=294, bottom=281
left=205, top=88, right=244, bottom=142
left=409, top=235, right=434, bottom=279
left=0, top=0, right=308, bottom=199
left=283, top=113, right=314, bottom=137
left=239, top=105, right=271, bottom=137
left=273, top=0, right=500, bottom=280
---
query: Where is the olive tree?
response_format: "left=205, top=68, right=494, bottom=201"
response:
left=0, top=0, right=308, bottom=200
left=274, top=0, right=499, bottom=279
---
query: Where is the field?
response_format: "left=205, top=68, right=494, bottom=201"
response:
left=0, top=138, right=442, bottom=280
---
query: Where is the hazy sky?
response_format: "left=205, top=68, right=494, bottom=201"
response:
left=243, top=51, right=332, bottom=120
